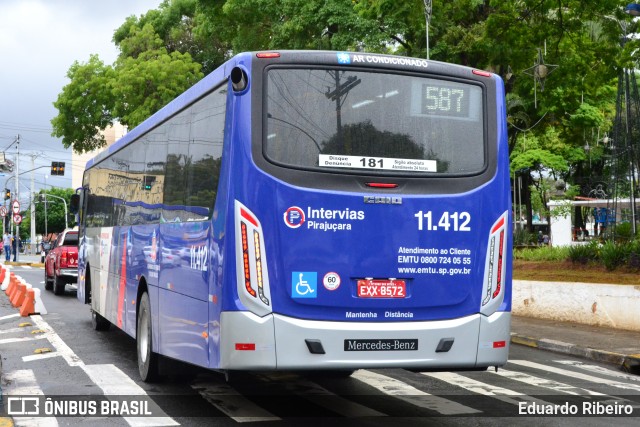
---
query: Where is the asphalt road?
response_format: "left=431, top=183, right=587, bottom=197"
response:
left=1, top=266, right=640, bottom=427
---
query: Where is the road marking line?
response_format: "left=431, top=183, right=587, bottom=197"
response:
left=555, top=360, right=640, bottom=382
left=509, top=359, right=640, bottom=392
left=0, top=335, right=47, bottom=345
left=490, top=368, right=605, bottom=395
left=82, top=364, right=178, bottom=427
left=0, top=313, right=20, bottom=321
left=257, top=372, right=386, bottom=417
left=0, top=327, right=25, bottom=335
left=29, top=315, right=83, bottom=367
left=23, top=352, right=61, bottom=363
left=191, top=380, right=281, bottom=423
left=353, top=370, right=480, bottom=415
left=19, top=315, right=178, bottom=426
left=422, top=372, right=552, bottom=408
left=3, top=369, right=58, bottom=427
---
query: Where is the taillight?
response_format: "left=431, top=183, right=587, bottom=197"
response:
left=60, top=250, right=68, bottom=267
left=235, top=201, right=272, bottom=316
left=481, top=212, right=508, bottom=315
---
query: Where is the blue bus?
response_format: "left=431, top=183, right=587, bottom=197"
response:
left=72, top=51, right=511, bottom=381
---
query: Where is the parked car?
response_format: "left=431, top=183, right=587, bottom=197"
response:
left=44, top=229, right=79, bottom=295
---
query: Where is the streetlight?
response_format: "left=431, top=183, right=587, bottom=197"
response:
left=41, top=193, right=68, bottom=230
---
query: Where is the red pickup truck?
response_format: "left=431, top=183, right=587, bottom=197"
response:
left=44, top=229, right=79, bottom=295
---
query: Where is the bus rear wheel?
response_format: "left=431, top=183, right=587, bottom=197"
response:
left=137, top=292, right=159, bottom=382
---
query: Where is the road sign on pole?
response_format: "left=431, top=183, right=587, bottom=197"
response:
left=11, top=199, right=20, bottom=215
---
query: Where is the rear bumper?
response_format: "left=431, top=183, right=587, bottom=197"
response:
left=219, top=311, right=510, bottom=370
left=56, top=268, right=78, bottom=283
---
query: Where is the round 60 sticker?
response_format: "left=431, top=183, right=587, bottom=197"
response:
left=323, top=272, right=341, bottom=291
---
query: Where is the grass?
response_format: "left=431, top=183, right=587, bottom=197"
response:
left=513, top=259, right=640, bottom=285
left=513, top=244, right=640, bottom=284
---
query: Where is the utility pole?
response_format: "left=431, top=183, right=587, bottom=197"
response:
left=30, top=154, right=36, bottom=255
left=424, top=0, right=432, bottom=60
left=14, top=135, right=20, bottom=262
left=325, top=72, right=361, bottom=152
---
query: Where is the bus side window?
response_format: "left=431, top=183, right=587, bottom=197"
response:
left=185, top=85, right=226, bottom=221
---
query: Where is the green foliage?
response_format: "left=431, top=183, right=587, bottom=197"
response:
left=513, top=229, right=536, bottom=246
left=50, top=0, right=627, bottom=199
left=600, top=240, right=627, bottom=271
left=52, top=20, right=203, bottom=153
left=112, top=25, right=203, bottom=128
left=614, top=222, right=635, bottom=243
left=627, top=240, right=640, bottom=270
left=514, top=246, right=570, bottom=262
left=51, top=55, right=115, bottom=153
left=19, top=188, right=76, bottom=240
left=567, top=241, right=600, bottom=264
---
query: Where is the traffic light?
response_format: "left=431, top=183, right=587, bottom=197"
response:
left=142, top=175, right=156, bottom=191
left=4, top=188, right=9, bottom=200
left=51, top=161, right=65, bottom=176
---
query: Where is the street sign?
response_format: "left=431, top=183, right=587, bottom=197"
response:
left=11, top=199, right=20, bottom=214
left=13, top=214, right=21, bottom=224
left=0, top=206, right=6, bottom=217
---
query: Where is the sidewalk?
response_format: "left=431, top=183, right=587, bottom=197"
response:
left=511, top=315, right=640, bottom=373
left=1, top=253, right=44, bottom=267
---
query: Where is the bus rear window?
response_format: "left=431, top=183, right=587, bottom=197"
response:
left=265, top=68, right=485, bottom=175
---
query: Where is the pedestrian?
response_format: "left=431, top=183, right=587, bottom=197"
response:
left=537, top=231, right=543, bottom=246
left=3, top=232, right=11, bottom=261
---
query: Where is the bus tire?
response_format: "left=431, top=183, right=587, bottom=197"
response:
left=91, top=310, right=111, bottom=331
left=137, top=292, right=159, bottom=382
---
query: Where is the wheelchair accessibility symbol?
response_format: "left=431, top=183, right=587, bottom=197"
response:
left=292, top=272, right=317, bottom=298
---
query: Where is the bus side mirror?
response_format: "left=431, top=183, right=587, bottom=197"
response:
left=70, top=194, right=80, bottom=214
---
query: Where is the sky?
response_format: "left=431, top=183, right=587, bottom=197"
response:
left=0, top=0, right=162, bottom=204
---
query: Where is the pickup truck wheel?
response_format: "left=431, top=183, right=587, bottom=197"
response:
left=44, top=269, right=53, bottom=291
left=53, top=275, right=65, bottom=295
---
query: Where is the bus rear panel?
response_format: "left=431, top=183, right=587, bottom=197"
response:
left=219, top=51, right=511, bottom=371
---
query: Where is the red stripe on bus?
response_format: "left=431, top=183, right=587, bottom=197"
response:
left=240, top=208, right=259, bottom=227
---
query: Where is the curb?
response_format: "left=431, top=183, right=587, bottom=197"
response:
left=3, top=262, right=44, bottom=268
left=511, top=333, right=640, bottom=374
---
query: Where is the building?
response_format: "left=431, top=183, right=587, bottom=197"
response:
left=71, top=122, right=127, bottom=189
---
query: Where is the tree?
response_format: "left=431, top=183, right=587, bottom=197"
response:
left=51, top=55, right=115, bottom=153
left=18, top=188, right=76, bottom=241
left=52, top=17, right=203, bottom=153
left=111, top=24, right=203, bottom=128
left=51, top=0, right=631, bottom=234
